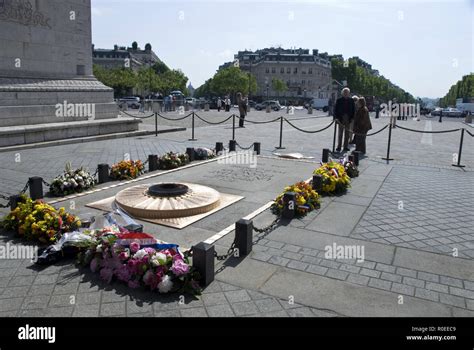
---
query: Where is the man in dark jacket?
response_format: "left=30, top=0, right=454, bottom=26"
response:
left=334, top=87, right=355, bottom=152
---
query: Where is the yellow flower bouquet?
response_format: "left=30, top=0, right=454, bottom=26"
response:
left=2, top=196, right=81, bottom=244
left=272, top=181, right=320, bottom=218
left=313, top=161, right=351, bottom=194
left=110, top=160, right=145, bottom=180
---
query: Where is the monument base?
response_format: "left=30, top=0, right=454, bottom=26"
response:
left=0, top=77, right=140, bottom=146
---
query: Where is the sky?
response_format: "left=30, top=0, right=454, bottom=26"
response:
left=91, top=0, right=474, bottom=98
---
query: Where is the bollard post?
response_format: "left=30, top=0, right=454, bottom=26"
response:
left=232, top=114, right=236, bottom=141
left=229, top=140, right=236, bottom=152
left=235, top=219, right=253, bottom=257
left=352, top=151, right=361, bottom=166
left=382, top=122, right=394, bottom=162
left=322, top=148, right=330, bottom=163
left=282, top=192, right=296, bottom=219
left=148, top=155, right=159, bottom=172
left=186, top=147, right=195, bottom=162
left=98, top=164, right=110, bottom=184
left=348, top=155, right=355, bottom=163
left=28, top=177, right=43, bottom=200
left=276, top=116, right=285, bottom=149
left=192, top=242, right=215, bottom=287
left=254, top=142, right=261, bottom=155
left=312, top=175, right=323, bottom=193
left=216, top=142, right=224, bottom=155
left=189, top=112, right=197, bottom=141
left=452, top=128, right=465, bottom=168
left=154, top=112, right=158, bottom=137
left=332, top=120, right=337, bottom=153
left=10, top=194, right=24, bottom=211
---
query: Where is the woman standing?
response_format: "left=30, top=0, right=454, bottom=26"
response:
left=353, top=97, right=372, bottom=154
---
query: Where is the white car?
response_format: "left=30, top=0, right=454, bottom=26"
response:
left=118, top=97, right=140, bottom=109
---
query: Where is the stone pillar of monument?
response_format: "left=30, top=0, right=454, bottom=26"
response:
left=0, top=0, right=140, bottom=147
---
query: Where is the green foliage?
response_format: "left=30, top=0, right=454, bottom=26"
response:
left=331, top=58, right=415, bottom=103
left=439, top=74, right=474, bottom=107
left=93, top=64, right=188, bottom=97
left=195, top=67, right=257, bottom=98
left=152, top=60, right=170, bottom=75
left=272, top=78, right=288, bottom=96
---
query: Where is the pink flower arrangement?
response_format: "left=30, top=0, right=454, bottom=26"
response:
left=78, top=228, right=200, bottom=295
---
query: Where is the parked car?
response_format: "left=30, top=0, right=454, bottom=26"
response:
left=118, top=96, right=140, bottom=109
left=430, top=108, right=443, bottom=116
left=305, top=98, right=329, bottom=112
left=255, top=100, right=282, bottom=111
left=443, top=107, right=463, bottom=117
left=185, top=97, right=197, bottom=107
left=248, top=100, right=257, bottom=109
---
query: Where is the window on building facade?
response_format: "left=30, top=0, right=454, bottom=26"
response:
left=266, top=68, right=270, bottom=73
left=281, top=67, right=284, bottom=74
left=302, top=70, right=306, bottom=74
left=308, top=80, right=312, bottom=86
left=287, top=67, right=291, bottom=74
left=294, top=68, right=298, bottom=74
left=302, top=80, right=306, bottom=85
left=309, top=68, right=313, bottom=74
left=272, top=67, right=276, bottom=73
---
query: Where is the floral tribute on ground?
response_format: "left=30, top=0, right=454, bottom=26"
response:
left=77, top=226, right=201, bottom=295
left=157, top=152, right=190, bottom=170
left=110, top=160, right=145, bottom=180
left=1, top=196, right=81, bottom=244
left=313, top=161, right=351, bottom=195
left=272, top=181, right=320, bottom=218
left=49, top=163, right=96, bottom=197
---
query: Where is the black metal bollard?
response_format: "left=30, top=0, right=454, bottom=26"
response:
left=254, top=142, right=261, bottom=155
left=192, top=242, right=215, bottom=287
left=229, top=140, right=236, bottom=152
left=282, top=192, right=296, bottom=220
left=216, top=142, right=224, bottom=155
left=186, top=147, right=195, bottom=162
left=10, top=194, right=24, bottom=211
left=148, top=155, right=159, bottom=172
left=322, top=148, right=330, bottom=163
left=312, top=175, right=323, bottom=193
left=276, top=116, right=285, bottom=149
left=28, top=177, right=43, bottom=200
left=348, top=155, right=355, bottom=163
left=382, top=122, right=394, bottom=162
left=452, top=128, right=465, bottom=168
left=98, top=164, right=110, bottom=184
left=332, top=120, right=337, bottom=153
left=351, top=151, right=361, bottom=166
left=235, top=219, right=253, bottom=257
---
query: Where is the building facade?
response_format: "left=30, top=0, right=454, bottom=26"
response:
left=226, top=48, right=332, bottom=100
left=92, top=44, right=159, bottom=71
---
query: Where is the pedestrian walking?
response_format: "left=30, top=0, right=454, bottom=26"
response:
left=217, top=97, right=222, bottom=112
left=349, top=95, right=359, bottom=145
left=334, top=88, right=356, bottom=153
left=353, top=97, right=372, bottom=154
left=225, top=96, right=231, bottom=112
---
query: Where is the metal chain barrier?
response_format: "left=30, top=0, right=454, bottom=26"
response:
left=235, top=142, right=254, bottom=150
left=157, top=112, right=193, bottom=121
left=120, top=110, right=155, bottom=119
left=42, top=179, right=51, bottom=187
left=243, top=116, right=282, bottom=124
left=20, top=181, right=29, bottom=195
left=214, top=239, right=237, bottom=261
left=194, top=113, right=234, bottom=125
left=252, top=218, right=280, bottom=245
left=335, top=119, right=389, bottom=137
left=463, top=128, right=473, bottom=137
left=395, top=124, right=461, bottom=134
left=285, top=118, right=335, bottom=134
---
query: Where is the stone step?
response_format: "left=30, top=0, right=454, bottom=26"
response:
left=0, top=117, right=141, bottom=147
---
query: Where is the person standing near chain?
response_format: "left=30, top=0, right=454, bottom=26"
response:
left=217, top=97, right=222, bottom=112
left=237, top=92, right=247, bottom=128
left=349, top=95, right=359, bottom=145
left=334, top=87, right=355, bottom=152
left=353, top=97, right=372, bottom=154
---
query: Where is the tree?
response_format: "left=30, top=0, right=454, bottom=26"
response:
left=439, top=74, right=474, bottom=107
left=160, top=69, right=188, bottom=95
left=93, top=65, right=137, bottom=97
left=210, top=66, right=257, bottom=97
left=272, top=78, right=288, bottom=97
left=132, top=41, right=138, bottom=51
left=152, top=60, right=170, bottom=75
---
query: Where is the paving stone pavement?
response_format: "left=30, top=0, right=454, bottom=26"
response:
left=0, top=248, right=342, bottom=318
left=351, top=167, right=474, bottom=258
left=251, top=238, right=474, bottom=310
